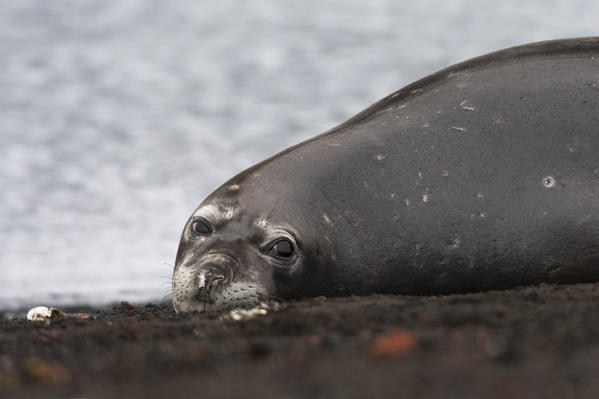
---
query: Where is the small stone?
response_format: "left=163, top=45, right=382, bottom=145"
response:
left=187, top=347, right=203, bottom=363
left=23, top=357, right=71, bottom=385
left=249, top=342, right=270, bottom=358
left=120, top=301, right=135, bottom=309
left=309, top=334, right=323, bottom=345
left=225, top=307, right=269, bottom=321
left=371, top=328, right=417, bottom=358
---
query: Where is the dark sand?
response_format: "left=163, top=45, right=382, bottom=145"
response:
left=2, top=283, right=599, bottom=398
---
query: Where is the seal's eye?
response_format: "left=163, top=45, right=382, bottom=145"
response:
left=190, top=218, right=211, bottom=236
left=269, top=238, right=294, bottom=260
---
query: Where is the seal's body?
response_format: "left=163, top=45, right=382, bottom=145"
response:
left=172, top=38, right=599, bottom=313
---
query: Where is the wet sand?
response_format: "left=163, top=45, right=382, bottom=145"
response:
left=2, top=282, right=599, bottom=398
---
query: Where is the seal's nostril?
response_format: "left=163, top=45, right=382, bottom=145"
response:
left=196, top=272, right=225, bottom=305
left=196, top=269, right=227, bottom=305
left=205, top=273, right=225, bottom=293
left=194, top=260, right=233, bottom=306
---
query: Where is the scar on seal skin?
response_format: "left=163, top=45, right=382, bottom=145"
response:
left=173, top=37, right=599, bottom=313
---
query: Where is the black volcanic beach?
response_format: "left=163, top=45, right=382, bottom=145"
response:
left=3, top=283, right=599, bottom=398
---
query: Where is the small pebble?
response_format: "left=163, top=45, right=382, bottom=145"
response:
left=371, top=328, right=417, bottom=358
left=120, top=301, right=135, bottom=309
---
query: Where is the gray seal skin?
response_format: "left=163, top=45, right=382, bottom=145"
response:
left=172, top=37, right=599, bottom=313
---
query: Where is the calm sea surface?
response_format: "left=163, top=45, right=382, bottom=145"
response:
left=1, top=0, right=598, bottom=309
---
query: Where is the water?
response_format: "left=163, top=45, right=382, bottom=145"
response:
left=1, top=0, right=598, bottom=310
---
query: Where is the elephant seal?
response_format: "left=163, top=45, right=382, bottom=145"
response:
left=172, top=37, right=599, bottom=313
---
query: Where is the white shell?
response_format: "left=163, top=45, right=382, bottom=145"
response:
left=27, top=306, right=66, bottom=322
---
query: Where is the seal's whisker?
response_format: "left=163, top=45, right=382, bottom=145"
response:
left=265, top=196, right=284, bottom=223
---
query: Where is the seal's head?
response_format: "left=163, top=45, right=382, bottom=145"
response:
left=172, top=181, right=319, bottom=313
